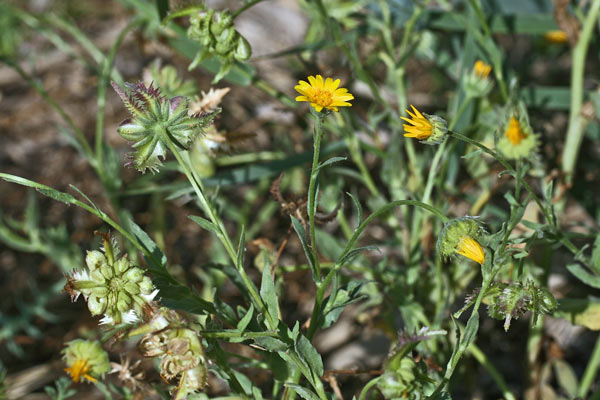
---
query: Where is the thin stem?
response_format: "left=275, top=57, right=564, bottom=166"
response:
left=232, top=0, right=266, bottom=19
left=468, top=343, right=516, bottom=400
left=198, top=330, right=277, bottom=339
left=308, top=114, right=324, bottom=280
left=562, top=0, right=600, bottom=185
left=164, top=138, right=275, bottom=328
left=358, top=377, right=382, bottom=400
left=578, top=334, right=600, bottom=398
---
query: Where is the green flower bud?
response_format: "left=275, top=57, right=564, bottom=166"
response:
left=62, top=339, right=110, bottom=383
left=464, top=60, right=494, bottom=98
left=65, top=234, right=158, bottom=325
left=234, top=35, right=251, bottom=61
left=437, top=216, right=487, bottom=265
left=111, top=81, right=217, bottom=173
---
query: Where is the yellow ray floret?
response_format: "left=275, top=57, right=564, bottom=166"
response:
left=474, top=60, right=492, bottom=79
left=401, top=105, right=433, bottom=139
left=295, top=74, right=354, bottom=112
left=505, top=116, right=527, bottom=145
left=65, top=359, right=98, bottom=383
left=457, top=237, right=485, bottom=265
left=544, top=30, right=568, bottom=44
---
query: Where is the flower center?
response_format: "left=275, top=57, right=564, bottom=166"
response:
left=312, top=89, right=333, bottom=107
left=65, top=358, right=97, bottom=383
left=506, top=117, right=526, bottom=145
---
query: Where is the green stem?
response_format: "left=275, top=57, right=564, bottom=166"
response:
left=562, top=0, right=600, bottom=185
left=198, top=330, right=277, bottom=339
left=358, top=377, right=382, bottom=400
left=468, top=343, right=516, bottom=400
left=232, top=0, right=266, bottom=19
left=578, top=334, right=600, bottom=398
left=308, top=114, right=324, bottom=280
left=164, top=138, right=275, bottom=328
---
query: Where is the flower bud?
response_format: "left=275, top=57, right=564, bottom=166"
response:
left=62, top=339, right=110, bottom=383
left=496, top=109, right=539, bottom=160
left=437, top=216, right=487, bottom=265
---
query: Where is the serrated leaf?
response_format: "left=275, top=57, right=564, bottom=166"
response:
left=188, top=215, right=219, bottom=233
left=284, top=384, right=320, bottom=400
left=236, top=304, right=254, bottom=333
left=260, top=262, right=280, bottom=326
left=291, top=216, right=315, bottom=275
left=566, top=264, right=600, bottom=288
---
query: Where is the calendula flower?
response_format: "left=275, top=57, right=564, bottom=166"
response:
left=62, top=340, right=110, bottom=383
left=473, top=60, right=492, bottom=79
left=401, top=105, right=447, bottom=144
left=496, top=114, right=538, bottom=160
left=64, top=234, right=158, bottom=325
left=437, top=216, right=486, bottom=265
left=294, top=75, right=354, bottom=113
left=544, top=30, right=568, bottom=44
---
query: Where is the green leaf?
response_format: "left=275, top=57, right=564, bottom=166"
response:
left=254, top=336, right=289, bottom=352
left=260, top=262, right=280, bottom=324
left=553, top=359, right=578, bottom=398
left=188, top=215, right=219, bottom=234
left=291, top=216, right=315, bottom=275
left=315, top=156, right=347, bottom=172
left=295, top=334, right=324, bottom=379
left=346, top=192, right=363, bottom=227
left=566, top=264, right=600, bottom=289
left=237, top=225, right=246, bottom=269
left=591, top=234, right=600, bottom=273
left=555, top=298, right=600, bottom=330
left=322, top=280, right=366, bottom=328
left=284, top=384, right=320, bottom=400
left=461, top=149, right=483, bottom=159
left=125, top=219, right=167, bottom=271
left=236, top=304, right=254, bottom=333
left=337, top=245, right=379, bottom=266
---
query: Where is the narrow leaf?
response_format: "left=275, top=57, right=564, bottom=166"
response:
left=189, top=215, right=219, bottom=234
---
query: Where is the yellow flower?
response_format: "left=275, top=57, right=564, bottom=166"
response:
left=474, top=60, right=492, bottom=79
left=456, top=237, right=485, bottom=265
left=544, top=30, right=568, bottom=44
left=505, top=116, right=526, bottom=145
left=295, top=75, right=353, bottom=112
left=62, top=339, right=110, bottom=384
left=65, top=359, right=98, bottom=383
left=401, top=105, right=432, bottom=140
left=401, top=105, right=447, bottom=144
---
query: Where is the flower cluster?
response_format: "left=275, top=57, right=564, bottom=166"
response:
left=112, top=81, right=217, bottom=173
left=65, top=233, right=158, bottom=325
left=129, top=308, right=207, bottom=400
left=187, top=9, right=251, bottom=83
left=62, top=339, right=110, bottom=384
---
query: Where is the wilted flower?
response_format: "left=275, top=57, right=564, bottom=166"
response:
left=437, top=216, right=486, bottom=265
left=62, top=339, right=110, bottom=383
left=496, top=113, right=538, bottom=160
left=401, top=105, right=447, bottom=144
left=485, top=281, right=557, bottom=331
left=112, top=81, right=217, bottom=173
left=189, top=87, right=231, bottom=115
left=295, top=74, right=354, bottom=113
left=65, top=234, right=158, bottom=325
left=110, top=355, right=147, bottom=391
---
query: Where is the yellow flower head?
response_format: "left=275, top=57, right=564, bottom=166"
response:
left=474, top=60, right=492, bottom=79
left=505, top=116, right=526, bottom=145
left=62, top=339, right=110, bottom=384
left=401, top=105, right=447, bottom=144
left=456, top=237, right=485, bottom=265
left=295, top=75, right=353, bottom=112
left=497, top=112, right=538, bottom=160
left=544, top=30, right=568, bottom=44
left=437, top=216, right=486, bottom=265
